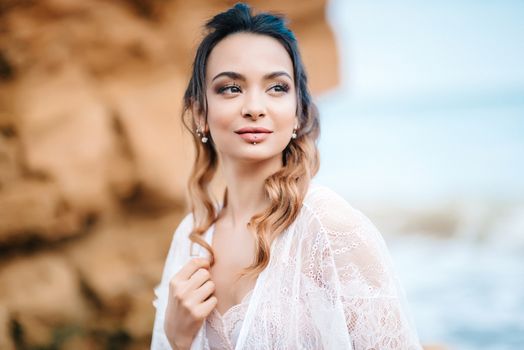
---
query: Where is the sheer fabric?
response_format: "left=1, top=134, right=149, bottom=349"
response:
left=151, top=184, right=422, bottom=349
left=205, top=290, right=253, bottom=349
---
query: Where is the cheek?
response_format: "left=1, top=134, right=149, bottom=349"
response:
left=272, top=99, right=297, bottom=128
left=206, top=96, right=238, bottom=132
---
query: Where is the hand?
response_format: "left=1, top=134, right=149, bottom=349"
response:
left=164, top=258, right=217, bottom=350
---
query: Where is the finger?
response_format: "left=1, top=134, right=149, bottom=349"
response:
left=189, top=280, right=215, bottom=304
left=186, top=267, right=211, bottom=291
left=175, top=258, right=210, bottom=281
left=194, top=295, right=218, bottom=319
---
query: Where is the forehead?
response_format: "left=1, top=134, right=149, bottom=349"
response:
left=206, top=33, right=294, bottom=80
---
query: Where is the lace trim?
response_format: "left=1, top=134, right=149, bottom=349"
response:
left=206, top=289, right=253, bottom=348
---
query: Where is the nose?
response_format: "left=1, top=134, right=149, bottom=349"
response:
left=241, top=91, right=266, bottom=120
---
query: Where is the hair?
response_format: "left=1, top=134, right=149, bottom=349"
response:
left=181, top=3, right=320, bottom=278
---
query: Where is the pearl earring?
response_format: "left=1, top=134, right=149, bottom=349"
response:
left=291, top=128, right=297, bottom=139
left=196, top=126, right=208, bottom=143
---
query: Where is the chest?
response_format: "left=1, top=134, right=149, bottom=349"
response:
left=209, top=222, right=258, bottom=315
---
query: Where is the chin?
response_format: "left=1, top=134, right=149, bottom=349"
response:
left=235, top=148, right=283, bottom=163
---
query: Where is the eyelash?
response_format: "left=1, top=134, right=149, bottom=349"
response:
left=216, top=83, right=290, bottom=94
left=217, top=83, right=242, bottom=94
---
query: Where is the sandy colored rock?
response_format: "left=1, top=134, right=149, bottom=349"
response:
left=0, top=115, right=20, bottom=188
left=0, top=252, right=89, bottom=321
left=0, top=252, right=90, bottom=347
left=0, top=304, right=15, bottom=350
left=103, top=70, right=192, bottom=208
left=15, top=65, right=118, bottom=214
left=59, top=332, right=99, bottom=350
left=123, top=288, right=157, bottom=340
left=0, top=0, right=169, bottom=78
left=64, top=212, right=183, bottom=316
left=0, top=179, right=83, bottom=245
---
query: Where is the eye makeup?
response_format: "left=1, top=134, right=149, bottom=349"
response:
left=267, top=82, right=290, bottom=93
left=215, top=82, right=242, bottom=94
left=214, top=81, right=291, bottom=95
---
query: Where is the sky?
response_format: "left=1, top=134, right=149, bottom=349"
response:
left=315, top=0, right=524, bottom=205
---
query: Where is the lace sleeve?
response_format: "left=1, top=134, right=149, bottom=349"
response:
left=307, top=187, right=422, bottom=350
left=151, top=214, right=192, bottom=350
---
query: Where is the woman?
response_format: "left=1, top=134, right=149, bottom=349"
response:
left=152, top=3, right=422, bottom=350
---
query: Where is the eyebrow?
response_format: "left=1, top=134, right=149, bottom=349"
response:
left=211, top=71, right=293, bottom=82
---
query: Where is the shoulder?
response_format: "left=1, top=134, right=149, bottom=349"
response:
left=302, top=184, right=373, bottom=233
left=174, top=212, right=193, bottom=232
left=302, top=185, right=395, bottom=292
left=300, top=184, right=386, bottom=257
left=304, top=183, right=353, bottom=211
left=171, top=212, right=194, bottom=246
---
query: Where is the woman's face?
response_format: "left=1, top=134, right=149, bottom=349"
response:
left=202, top=32, right=297, bottom=163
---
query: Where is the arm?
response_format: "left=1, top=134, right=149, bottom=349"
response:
left=307, top=188, right=422, bottom=350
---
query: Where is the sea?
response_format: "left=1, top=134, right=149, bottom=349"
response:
left=314, top=1, right=524, bottom=348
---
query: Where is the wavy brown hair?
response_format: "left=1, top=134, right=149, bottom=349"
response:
left=181, top=3, right=320, bottom=278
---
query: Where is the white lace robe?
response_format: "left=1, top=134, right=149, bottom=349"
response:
left=151, top=184, right=422, bottom=349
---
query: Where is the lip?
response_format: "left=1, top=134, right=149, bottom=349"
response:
left=237, top=132, right=270, bottom=143
left=234, top=127, right=273, bottom=144
left=234, top=127, right=273, bottom=134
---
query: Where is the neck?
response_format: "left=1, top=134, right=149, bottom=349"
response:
left=219, top=155, right=282, bottom=229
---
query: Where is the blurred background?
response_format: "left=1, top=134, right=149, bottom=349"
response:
left=317, top=1, right=524, bottom=350
left=0, top=0, right=522, bottom=349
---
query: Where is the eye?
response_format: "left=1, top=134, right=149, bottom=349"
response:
left=267, top=83, right=290, bottom=94
left=217, top=83, right=242, bottom=95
